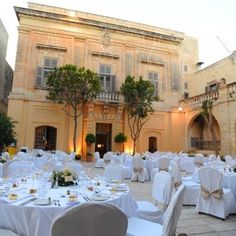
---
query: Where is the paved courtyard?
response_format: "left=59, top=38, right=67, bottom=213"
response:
left=82, top=162, right=236, bottom=236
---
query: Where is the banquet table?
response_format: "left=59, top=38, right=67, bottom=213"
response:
left=0, top=180, right=137, bottom=236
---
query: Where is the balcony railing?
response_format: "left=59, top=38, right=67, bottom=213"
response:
left=96, top=91, right=121, bottom=103
left=180, top=91, right=219, bottom=110
left=191, top=139, right=221, bottom=151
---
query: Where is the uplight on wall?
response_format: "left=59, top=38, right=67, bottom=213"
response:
left=178, top=106, right=183, bottom=112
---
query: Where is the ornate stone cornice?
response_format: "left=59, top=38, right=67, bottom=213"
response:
left=14, top=6, right=183, bottom=44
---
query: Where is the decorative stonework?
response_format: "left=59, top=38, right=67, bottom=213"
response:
left=102, top=30, right=111, bottom=47
left=35, top=107, right=59, bottom=116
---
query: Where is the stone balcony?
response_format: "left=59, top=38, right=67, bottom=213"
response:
left=179, top=82, right=236, bottom=110
left=95, top=91, right=122, bottom=104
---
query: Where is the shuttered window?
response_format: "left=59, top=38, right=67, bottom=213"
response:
left=35, top=58, right=58, bottom=88
left=148, top=72, right=158, bottom=97
left=99, top=64, right=115, bottom=92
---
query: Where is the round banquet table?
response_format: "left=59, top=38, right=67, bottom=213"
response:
left=0, top=181, right=137, bottom=236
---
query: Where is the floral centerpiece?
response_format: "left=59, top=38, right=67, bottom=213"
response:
left=51, top=169, right=77, bottom=187
left=0, top=157, right=7, bottom=164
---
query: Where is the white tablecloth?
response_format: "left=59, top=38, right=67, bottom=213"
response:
left=0, top=183, right=137, bottom=236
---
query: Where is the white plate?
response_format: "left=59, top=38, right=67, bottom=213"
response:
left=90, top=195, right=108, bottom=201
left=33, top=198, right=50, bottom=205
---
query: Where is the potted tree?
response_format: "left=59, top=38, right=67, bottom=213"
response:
left=114, top=132, right=127, bottom=152
left=85, top=133, right=96, bottom=162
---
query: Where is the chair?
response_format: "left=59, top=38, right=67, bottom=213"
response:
left=131, top=154, right=149, bottom=182
left=127, top=184, right=186, bottom=236
left=137, top=170, right=174, bottom=223
left=94, top=151, right=105, bottom=168
left=196, top=167, right=236, bottom=219
left=150, top=156, right=169, bottom=181
left=104, top=164, right=123, bottom=182
left=170, top=161, right=182, bottom=188
left=51, top=202, right=128, bottom=236
left=103, top=151, right=113, bottom=165
left=0, top=229, right=19, bottom=236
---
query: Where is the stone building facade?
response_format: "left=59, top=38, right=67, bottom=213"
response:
left=0, top=19, right=13, bottom=113
left=8, top=2, right=219, bottom=157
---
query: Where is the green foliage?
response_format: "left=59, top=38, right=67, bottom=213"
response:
left=46, top=64, right=100, bottom=152
left=46, top=65, right=100, bottom=107
left=0, top=112, right=17, bottom=151
left=114, top=132, right=127, bottom=143
left=120, top=75, right=157, bottom=154
left=121, top=75, right=156, bottom=118
left=85, top=133, right=96, bottom=145
left=201, top=100, right=213, bottom=117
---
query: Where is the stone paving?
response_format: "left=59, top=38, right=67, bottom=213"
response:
left=82, top=162, right=236, bottom=236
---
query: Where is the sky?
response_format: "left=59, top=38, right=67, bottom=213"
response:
left=0, top=0, right=236, bottom=69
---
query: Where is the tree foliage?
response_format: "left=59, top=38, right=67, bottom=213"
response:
left=120, top=75, right=157, bottom=154
left=0, top=112, right=16, bottom=151
left=46, top=65, right=100, bottom=152
left=114, top=132, right=127, bottom=143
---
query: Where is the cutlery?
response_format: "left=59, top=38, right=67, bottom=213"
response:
left=20, top=197, right=37, bottom=206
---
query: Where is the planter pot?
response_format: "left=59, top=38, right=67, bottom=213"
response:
left=86, top=154, right=93, bottom=162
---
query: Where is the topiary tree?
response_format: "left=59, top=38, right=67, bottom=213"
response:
left=114, top=132, right=127, bottom=152
left=121, top=75, right=157, bottom=154
left=46, top=65, right=100, bottom=152
left=0, top=112, right=17, bottom=152
left=85, top=133, right=96, bottom=161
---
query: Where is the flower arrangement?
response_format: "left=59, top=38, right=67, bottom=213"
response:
left=51, top=169, right=77, bottom=187
left=0, top=157, right=7, bottom=164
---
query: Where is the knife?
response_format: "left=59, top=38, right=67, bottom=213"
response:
left=19, top=197, right=38, bottom=206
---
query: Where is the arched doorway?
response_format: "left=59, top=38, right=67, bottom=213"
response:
left=148, top=136, right=157, bottom=153
left=188, top=114, right=221, bottom=153
left=34, top=126, right=57, bottom=150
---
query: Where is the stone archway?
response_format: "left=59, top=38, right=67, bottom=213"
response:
left=34, top=126, right=57, bottom=150
left=188, top=113, right=221, bottom=153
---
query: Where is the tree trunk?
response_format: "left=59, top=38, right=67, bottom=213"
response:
left=73, top=112, right=78, bottom=152
left=132, top=138, right=137, bottom=155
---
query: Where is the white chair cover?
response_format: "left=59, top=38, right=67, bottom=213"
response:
left=14, top=152, right=27, bottom=161
left=0, top=229, right=19, bottom=236
left=152, top=171, right=174, bottom=211
left=94, top=152, right=105, bottom=168
left=159, top=157, right=169, bottom=170
left=137, top=169, right=174, bottom=223
left=104, top=164, right=124, bottom=182
left=51, top=203, right=128, bottom=236
left=126, top=185, right=186, bottom=236
left=7, top=161, right=34, bottom=177
left=2, top=160, right=15, bottom=178
left=35, top=155, right=49, bottom=169
left=170, top=162, right=182, bottom=187
left=2, top=152, right=11, bottom=160
left=196, top=167, right=236, bottom=219
left=131, top=154, right=149, bottom=182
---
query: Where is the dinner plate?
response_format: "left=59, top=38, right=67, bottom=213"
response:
left=90, top=195, right=108, bottom=201
left=33, top=198, right=50, bottom=205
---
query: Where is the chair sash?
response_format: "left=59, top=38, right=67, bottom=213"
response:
left=156, top=200, right=168, bottom=212
left=159, top=168, right=168, bottom=172
left=195, top=161, right=203, bottom=168
left=174, top=181, right=182, bottom=188
left=133, top=168, right=143, bottom=173
left=105, top=160, right=111, bottom=164
left=201, top=186, right=223, bottom=200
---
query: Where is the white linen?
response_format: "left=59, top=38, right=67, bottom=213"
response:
left=94, top=152, right=105, bottom=168
left=104, top=164, right=123, bottom=182
left=196, top=167, right=236, bottom=219
left=0, top=181, right=137, bottom=236
left=0, top=228, right=19, bottom=236
left=131, top=154, right=149, bottom=182
left=51, top=202, right=128, bottom=236
left=127, top=185, right=186, bottom=236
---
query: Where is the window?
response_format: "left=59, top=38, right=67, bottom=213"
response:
left=184, top=82, right=188, bottom=90
left=148, top=72, right=158, bottom=97
left=184, top=65, right=188, bottom=73
left=99, top=64, right=115, bottom=92
left=36, top=58, right=58, bottom=88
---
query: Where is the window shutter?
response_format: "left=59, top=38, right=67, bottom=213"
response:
left=111, top=75, right=116, bottom=92
left=36, top=67, right=43, bottom=87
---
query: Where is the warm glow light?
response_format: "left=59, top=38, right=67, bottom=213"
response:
left=97, top=144, right=102, bottom=148
left=178, top=106, right=183, bottom=112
